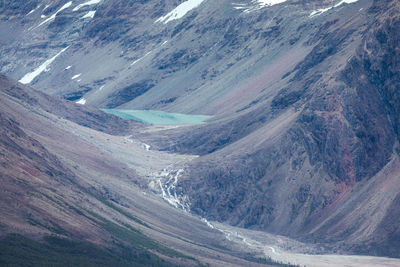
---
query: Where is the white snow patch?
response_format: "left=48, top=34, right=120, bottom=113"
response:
left=76, top=98, right=87, bottom=105
left=309, top=0, right=359, bottom=17
left=81, top=10, right=96, bottom=19
left=36, top=1, right=72, bottom=28
left=130, top=58, right=141, bottom=66
left=73, top=0, right=102, bottom=11
left=233, top=3, right=247, bottom=10
left=256, top=0, right=288, bottom=6
left=65, top=65, right=72, bottom=70
left=98, top=85, right=105, bottom=91
left=130, top=51, right=152, bottom=66
left=27, top=6, right=40, bottom=15
left=19, top=46, right=69, bottom=84
left=71, top=73, right=82, bottom=80
left=155, top=0, right=205, bottom=24
left=233, top=0, right=287, bottom=13
left=40, top=15, right=46, bottom=18
left=143, top=143, right=151, bottom=151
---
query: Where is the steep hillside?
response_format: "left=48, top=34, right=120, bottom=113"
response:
left=0, top=76, right=293, bottom=266
left=0, top=74, right=139, bottom=134
left=0, top=0, right=364, bottom=114
left=167, top=0, right=400, bottom=258
left=0, top=78, right=178, bottom=265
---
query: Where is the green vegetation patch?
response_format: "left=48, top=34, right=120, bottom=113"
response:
left=243, top=253, right=301, bottom=267
left=101, top=220, right=197, bottom=262
left=0, top=234, right=175, bottom=267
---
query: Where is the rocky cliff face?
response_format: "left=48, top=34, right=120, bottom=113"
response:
left=171, top=0, right=400, bottom=257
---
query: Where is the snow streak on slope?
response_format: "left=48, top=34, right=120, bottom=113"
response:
left=155, top=0, right=205, bottom=24
left=131, top=51, right=152, bottom=66
left=71, top=73, right=82, bottom=80
left=81, top=10, right=96, bottom=19
left=27, top=5, right=40, bottom=15
left=310, top=0, right=359, bottom=17
left=233, top=0, right=288, bottom=13
left=73, top=0, right=102, bottom=11
left=257, top=0, right=288, bottom=6
left=19, top=46, right=70, bottom=84
left=36, top=1, right=72, bottom=28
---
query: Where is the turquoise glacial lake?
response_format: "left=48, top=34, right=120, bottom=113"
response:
left=102, top=109, right=212, bottom=125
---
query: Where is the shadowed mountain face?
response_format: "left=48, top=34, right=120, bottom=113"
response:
left=169, top=0, right=400, bottom=257
left=0, top=0, right=359, bottom=113
left=132, top=0, right=400, bottom=257
left=1, top=0, right=400, bottom=261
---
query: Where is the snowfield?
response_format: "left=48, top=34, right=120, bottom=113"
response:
left=71, top=73, right=82, bottom=80
left=131, top=51, right=152, bottom=66
left=256, top=0, right=288, bottom=6
left=27, top=5, right=40, bottom=15
left=310, top=0, right=359, bottom=17
left=81, top=10, right=96, bottom=19
left=234, top=0, right=288, bottom=13
left=36, top=1, right=72, bottom=28
left=156, top=0, right=206, bottom=24
left=19, top=46, right=70, bottom=84
left=76, top=98, right=87, bottom=105
left=73, top=0, right=102, bottom=11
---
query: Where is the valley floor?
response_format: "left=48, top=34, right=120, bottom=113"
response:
left=209, top=223, right=400, bottom=267
left=58, top=119, right=400, bottom=267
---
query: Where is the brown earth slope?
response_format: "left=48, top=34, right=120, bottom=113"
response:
left=153, top=0, right=400, bottom=258
left=0, top=75, right=289, bottom=266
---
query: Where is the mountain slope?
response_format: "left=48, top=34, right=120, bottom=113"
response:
left=0, top=0, right=365, bottom=114
left=1, top=0, right=400, bottom=262
left=0, top=75, right=293, bottom=266
left=0, top=75, right=186, bottom=265
left=166, top=0, right=400, bottom=257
